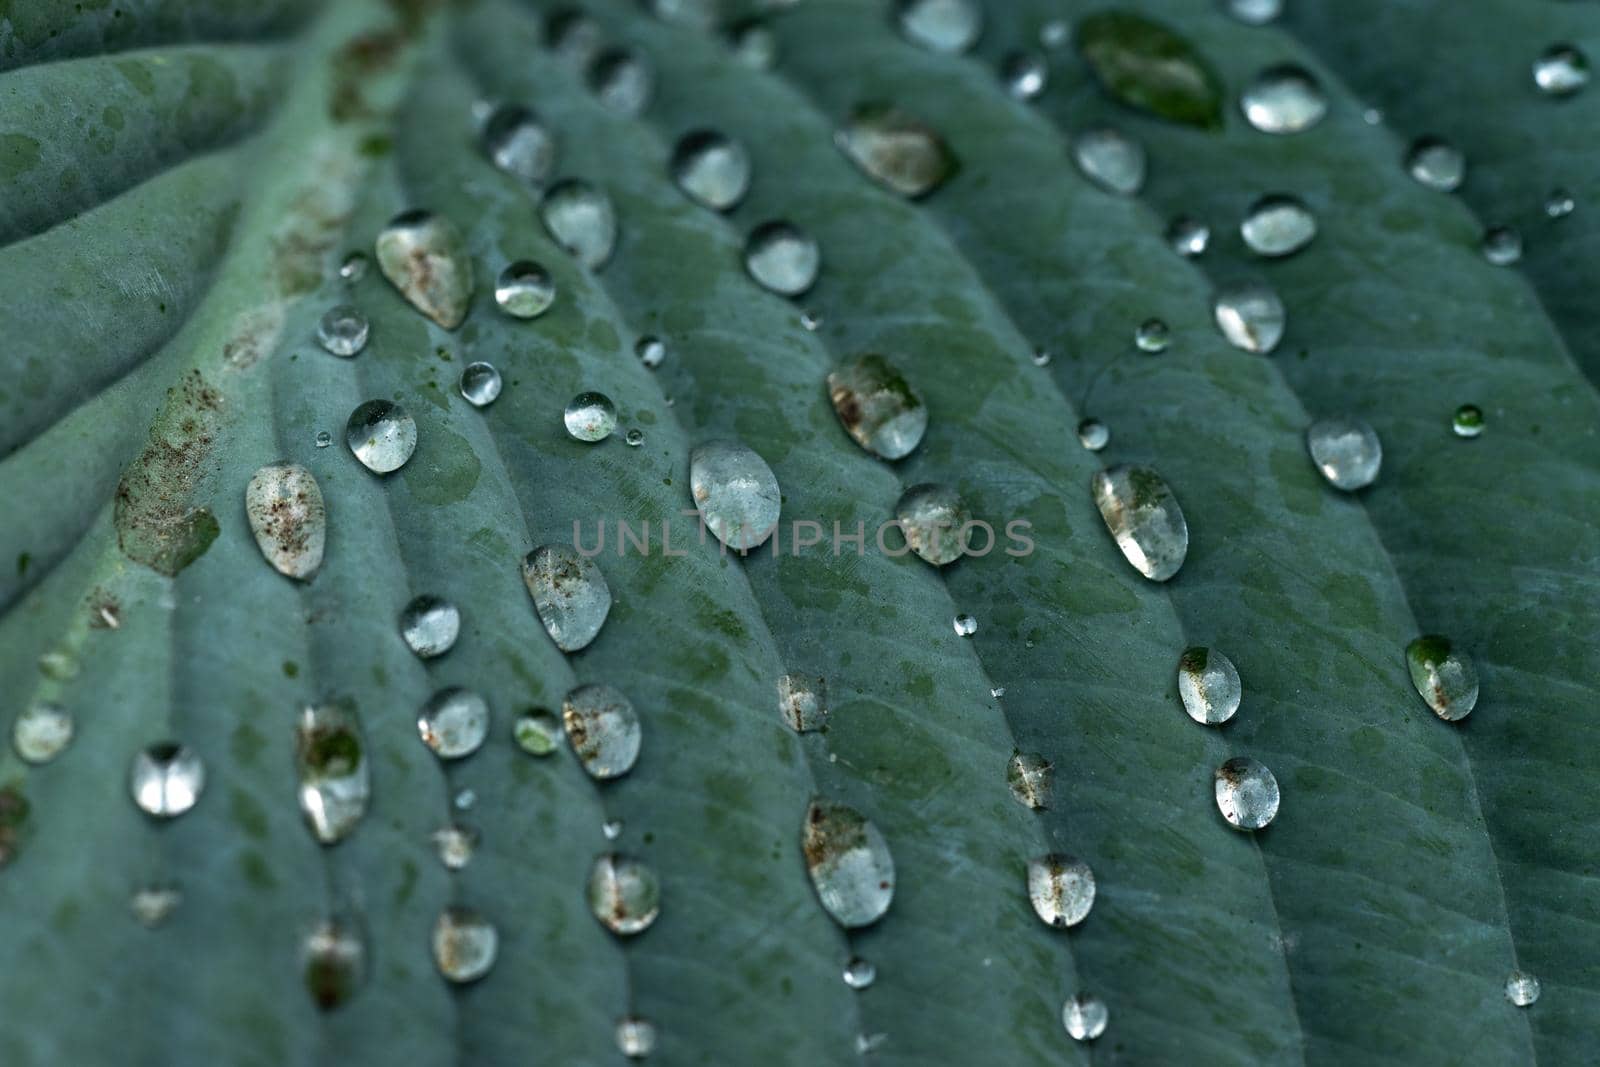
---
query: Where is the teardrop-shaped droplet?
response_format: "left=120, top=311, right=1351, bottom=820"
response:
left=1214, top=756, right=1280, bottom=830
left=494, top=260, right=555, bottom=319
left=1077, top=418, right=1109, bottom=452
left=317, top=304, right=369, bottom=357
left=895, top=483, right=972, bottom=566
left=589, top=47, right=654, bottom=115
left=588, top=852, right=661, bottom=935
left=895, top=0, right=981, bottom=54
left=1167, top=215, right=1210, bottom=257
left=563, top=683, right=642, bottom=780
left=1241, top=194, right=1317, bottom=257
left=130, top=884, right=182, bottom=928
left=1177, top=647, right=1242, bottom=725
left=432, top=824, right=478, bottom=870
left=1091, top=465, right=1188, bottom=582
left=1534, top=45, right=1588, bottom=96
left=375, top=210, right=473, bottom=329
left=1002, top=50, right=1048, bottom=100
left=1405, top=137, right=1465, bottom=192
left=1452, top=404, right=1485, bottom=439
left=1481, top=226, right=1523, bottom=266
left=432, top=906, right=498, bottom=983
left=1135, top=318, right=1170, bottom=353
left=802, top=800, right=895, bottom=928
left=1406, top=635, right=1478, bottom=721
left=1076, top=12, right=1225, bottom=129
left=245, top=462, right=326, bottom=580
left=1213, top=281, right=1286, bottom=354
left=1240, top=65, right=1326, bottom=134
left=1027, top=853, right=1095, bottom=928
left=744, top=221, right=820, bottom=296
left=953, top=613, right=978, bottom=637
left=522, top=544, right=612, bottom=652
left=399, top=595, right=460, bottom=659
left=835, top=105, right=958, bottom=200
left=563, top=391, right=618, bottom=443
left=541, top=180, right=617, bottom=270
left=1306, top=416, right=1381, bottom=491
left=13, top=702, right=73, bottom=764
left=616, top=1016, right=657, bottom=1059
left=728, top=18, right=777, bottom=69
left=480, top=103, right=555, bottom=184
left=843, top=956, right=877, bottom=990
left=345, top=400, right=417, bottom=474
left=1505, top=970, right=1541, bottom=1007
left=295, top=702, right=369, bottom=844
left=130, top=742, right=205, bottom=818
left=1062, top=993, right=1109, bottom=1041
left=689, top=440, right=782, bottom=550
left=1007, top=752, right=1053, bottom=810
left=459, top=362, right=502, bottom=408
left=826, top=354, right=928, bottom=461
left=1072, top=126, right=1146, bottom=195
left=417, top=687, right=490, bottom=759
left=778, top=673, right=829, bottom=733
left=513, top=709, right=563, bottom=756
left=671, top=129, right=751, bottom=211
left=636, top=335, right=666, bottom=368
left=303, top=919, right=366, bottom=1010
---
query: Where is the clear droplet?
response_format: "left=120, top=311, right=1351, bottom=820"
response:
left=1214, top=756, right=1280, bottom=830
left=835, top=105, right=957, bottom=200
left=625, top=428, right=644, bottom=447
left=843, top=957, right=877, bottom=990
left=1062, top=993, right=1109, bottom=1041
left=1027, top=853, right=1095, bottom=928
left=374, top=210, right=474, bottom=329
left=636, top=335, right=666, bottom=368
left=417, top=688, right=490, bottom=760
left=778, top=673, right=829, bottom=733
left=1406, top=635, right=1479, bottom=722
left=671, top=129, right=751, bottom=211
left=1031, top=347, right=1052, bottom=367
left=589, top=47, right=654, bottom=115
left=1167, top=215, right=1210, bottom=257
left=1363, top=106, right=1384, bottom=125
left=1002, top=50, right=1048, bottom=100
left=1072, top=126, right=1146, bottom=195
left=295, top=702, right=370, bottom=844
left=727, top=18, right=777, bottom=69
left=513, top=709, right=563, bottom=756
left=13, top=702, right=73, bottom=764
left=130, top=885, right=182, bottom=928
left=803, top=800, right=895, bottom=928
left=1077, top=418, right=1109, bottom=452
left=1481, top=226, right=1523, bottom=266
left=454, top=788, right=476, bottom=811
left=1534, top=44, right=1589, bottom=96
left=541, top=180, right=618, bottom=270
left=616, top=1016, right=657, bottom=1059
left=895, top=483, right=972, bottom=566
left=1226, top=0, right=1281, bottom=24
left=1039, top=19, right=1069, bottom=48
left=744, top=221, right=820, bottom=296
left=1213, top=280, right=1286, bottom=354
left=338, top=251, right=368, bottom=282
left=432, top=824, right=478, bottom=870
left=1240, top=65, right=1327, bottom=134
left=314, top=430, right=332, bottom=449
left=1545, top=189, right=1576, bottom=218
left=564, top=391, right=618, bottom=443
left=494, top=260, right=556, bottom=319
left=316, top=304, right=369, bottom=357
left=689, top=440, right=782, bottom=550
left=1007, top=752, right=1053, bottom=810
left=1452, top=403, right=1485, bottom=439
left=1177, top=647, right=1242, bottom=725
left=480, top=103, right=555, bottom=184
left=399, top=595, right=460, bottom=659
left=1505, top=970, right=1541, bottom=1007
left=1241, top=194, right=1317, bottom=257
left=547, top=9, right=602, bottom=66
left=895, top=0, right=981, bottom=54
left=1405, top=137, right=1465, bottom=192
left=522, top=544, right=612, bottom=652
left=602, top=818, right=623, bottom=841
left=345, top=400, right=417, bottom=474
left=826, top=353, right=928, bottom=460
left=801, top=309, right=823, bottom=331
left=130, top=742, right=205, bottom=818
left=588, top=852, right=661, bottom=934
left=563, top=684, right=642, bottom=780
left=432, top=906, right=498, bottom=983
left=1306, top=416, right=1382, bottom=491
left=245, top=462, right=326, bottom=580
left=1135, top=318, right=1170, bottom=353
left=459, top=361, right=503, bottom=408
left=1091, top=465, right=1189, bottom=581
left=953, top=613, right=978, bottom=637
left=303, top=919, right=366, bottom=1010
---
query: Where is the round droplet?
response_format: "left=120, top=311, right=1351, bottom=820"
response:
left=513, top=709, right=563, bottom=756
left=1028, top=853, right=1095, bottom=928
left=303, top=919, right=366, bottom=1010
left=1135, top=318, right=1170, bottom=353
left=1002, top=50, right=1048, bottom=100
left=374, top=210, right=474, bottom=329
left=565, top=392, right=618, bottom=443
left=1241, top=194, right=1317, bottom=257
left=1007, top=752, right=1053, bottom=810
left=494, top=260, right=555, bottom=319
left=1241, top=65, right=1326, bottom=134
left=625, top=428, right=644, bottom=447
left=1453, top=404, right=1485, bottom=439
left=432, top=906, right=498, bottom=983
left=1363, top=106, right=1384, bottom=125
left=803, top=800, right=895, bottom=928
left=671, top=129, right=751, bottom=211
left=843, top=957, right=877, bottom=990
left=1091, top=465, right=1189, bottom=581
left=1031, top=347, right=1052, bottom=367
left=953, top=613, right=978, bottom=637
left=727, top=19, right=777, bottom=69
left=1072, top=127, right=1146, bottom=195
left=589, top=48, right=654, bottom=115
left=1406, top=635, right=1479, bottom=721
left=1227, top=0, right=1281, bottom=24
left=1077, top=418, right=1109, bottom=452
left=588, top=852, right=660, bottom=935
left=1177, top=647, right=1242, bottom=725
left=1062, top=993, right=1108, bottom=1042
left=616, top=1016, right=657, bottom=1059
left=1039, top=19, right=1069, bottom=48
left=1505, top=970, right=1541, bottom=1007
left=1306, top=416, right=1381, bottom=491
left=895, top=483, right=972, bottom=566
left=563, top=684, right=642, bottom=780
left=522, top=544, right=612, bottom=652
left=895, top=0, right=981, bottom=54
left=827, top=354, right=928, bottom=460
left=338, top=252, right=368, bottom=282
left=314, top=430, right=332, bottom=448
left=317, top=304, right=369, bottom=357
left=1482, top=226, right=1523, bottom=266
left=345, top=400, right=417, bottom=474
left=13, top=702, right=73, bottom=764
left=1167, top=215, right=1210, bottom=257
left=130, top=742, right=205, bottom=818
left=432, top=825, right=478, bottom=870
left=541, top=180, right=618, bottom=270
left=836, top=105, right=957, bottom=200
left=1534, top=45, right=1588, bottom=96
left=417, top=688, right=490, bottom=759
left=744, top=221, right=820, bottom=296
left=294, top=702, right=369, bottom=845
left=1213, top=281, right=1286, bottom=354
left=1214, top=756, right=1280, bottom=830
left=480, top=104, right=555, bottom=184
left=453, top=788, right=476, bottom=811
left=130, top=885, right=182, bottom=928
left=1406, top=137, right=1466, bottom=192
left=459, top=362, right=503, bottom=408
left=636, top=335, right=666, bottom=368
left=689, top=440, right=782, bottom=550
left=399, top=595, right=460, bottom=659
left=1545, top=189, right=1576, bottom=218
left=246, top=462, right=326, bottom=580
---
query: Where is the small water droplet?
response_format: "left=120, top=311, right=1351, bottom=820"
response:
left=459, top=362, right=503, bottom=408
left=1135, top=318, right=1170, bottom=353
left=1091, top=465, right=1189, bottom=581
left=1213, top=281, right=1286, bottom=354
left=513, top=709, right=563, bottom=756
left=314, top=430, right=332, bottom=448
left=1027, top=853, right=1095, bottom=928
left=1241, top=194, right=1317, bottom=257
left=1545, top=188, right=1576, bottom=218
left=1031, top=347, right=1052, bottom=367
left=295, top=702, right=370, bottom=844
left=1306, top=416, right=1381, bottom=490
left=1177, top=647, right=1242, bottom=725
left=801, top=309, right=823, bottom=331
left=1481, top=226, right=1523, bottom=266
left=953, top=613, right=978, bottom=637
left=564, top=391, right=618, bottom=443
left=494, top=260, right=556, bottom=319
left=375, top=210, right=474, bottom=329
left=836, top=105, right=957, bottom=200
left=432, top=824, right=478, bottom=870
left=1007, top=752, right=1053, bottom=810
left=317, top=305, right=369, bottom=357
left=1167, top=215, right=1210, bottom=257
left=895, top=483, right=972, bottom=566
left=345, top=400, right=417, bottom=474
left=303, top=919, right=366, bottom=1010
left=417, top=688, right=490, bottom=760
left=1405, top=137, right=1466, bottom=192
left=563, top=684, right=642, bottom=780
left=1362, top=106, right=1384, bottom=125
left=522, top=544, right=612, bottom=652
left=548, top=9, right=603, bottom=66
left=541, top=180, right=618, bottom=269
left=602, top=818, right=624, bottom=841
left=1214, top=756, right=1280, bottom=830
left=616, top=1015, right=658, bottom=1058
left=432, top=906, right=498, bottom=983
left=39, top=648, right=77, bottom=680
left=895, top=0, right=981, bottom=54
left=689, top=440, right=782, bottom=550
left=1227, top=0, right=1281, bottom=23
left=826, top=354, right=928, bottom=460
left=625, top=428, right=644, bottom=447
left=1062, top=993, right=1109, bottom=1041
left=245, top=463, right=326, bottom=580
left=1505, top=970, right=1541, bottom=1007
left=843, top=957, right=877, bottom=990
left=1002, top=50, right=1048, bottom=100
left=1241, top=65, right=1326, bottom=134
left=589, top=47, right=654, bottom=115
left=399, top=595, right=460, bottom=659
left=338, top=251, right=368, bottom=282
left=588, top=852, right=661, bottom=934
left=130, top=742, right=205, bottom=818
left=1072, top=127, right=1146, bottom=195
left=454, top=788, right=476, bottom=811
left=803, top=800, right=895, bottom=928
left=1039, top=19, right=1069, bottom=48
left=778, top=673, right=829, bottom=733
left=671, top=129, right=752, bottom=211
left=480, top=103, right=555, bottom=184
left=728, top=18, right=777, bottom=69
left=1452, top=403, right=1485, bottom=438
left=13, top=703, right=72, bottom=764
left=1406, top=635, right=1478, bottom=721
left=1534, top=44, right=1588, bottom=96
left=130, top=885, right=182, bottom=928
left=990, top=686, right=1006, bottom=698
left=635, top=335, right=666, bottom=368
left=1077, top=418, right=1109, bottom=451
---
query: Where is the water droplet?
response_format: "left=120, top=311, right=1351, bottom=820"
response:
left=803, top=800, right=895, bottom=928
left=616, top=1016, right=658, bottom=1058
left=564, top=391, right=618, bottom=443
left=417, top=688, right=490, bottom=760
left=689, top=440, right=782, bottom=550
left=843, top=957, right=877, bottom=990
left=1027, top=853, right=1095, bottom=928
left=1091, top=465, right=1189, bottom=581
left=563, top=684, right=642, bottom=780
left=1214, top=756, right=1280, bottom=830
left=1363, top=106, right=1384, bottom=125
left=245, top=463, right=326, bottom=580
left=1007, top=752, right=1053, bottom=810
left=625, top=428, right=645, bottom=448
left=953, top=613, right=978, bottom=637
left=432, top=824, right=478, bottom=870
left=1002, top=50, right=1048, bottom=100
left=671, top=129, right=751, bottom=211
left=1135, top=318, right=1170, bottom=353
left=375, top=210, right=474, bottom=329
left=1227, top=0, right=1281, bottom=23
left=1482, top=226, right=1523, bottom=266
left=314, top=430, right=332, bottom=448
left=12, top=703, right=72, bottom=764
left=459, top=361, right=503, bottom=408
left=801, top=309, right=823, bottom=331
left=1031, top=347, right=1052, bottom=367
left=522, top=544, right=612, bottom=652
left=130, top=742, right=205, bottom=818
left=1072, top=127, right=1146, bottom=195
left=1406, top=635, right=1478, bottom=721
left=295, top=702, right=370, bottom=844
left=1177, top=647, right=1242, bottom=725
left=1240, top=65, right=1326, bottom=134
left=1213, top=280, right=1286, bottom=354
left=494, top=260, right=556, bottom=319
left=454, top=788, right=476, bottom=811
left=480, top=103, right=555, bottom=184
left=1545, top=188, right=1576, bottom=218
left=1167, top=215, right=1210, bottom=257
left=636, top=335, right=666, bottom=368
left=547, top=9, right=602, bottom=66
left=1505, top=970, right=1541, bottom=1007
left=895, top=483, right=972, bottom=566
left=742, top=220, right=821, bottom=297
left=990, top=686, right=1006, bottom=698
left=1306, top=416, right=1382, bottom=491
left=130, top=885, right=182, bottom=928
left=1452, top=403, right=1485, bottom=439
left=588, top=852, right=661, bottom=934
left=1077, top=418, right=1109, bottom=452
left=39, top=649, right=77, bottom=680
left=1534, top=44, right=1588, bottom=96
left=778, top=673, right=829, bottom=733
left=513, top=709, right=563, bottom=756
left=602, top=818, right=623, bottom=840
left=1405, top=137, right=1466, bottom=192
left=316, top=304, right=369, bottom=357
left=826, top=354, right=928, bottom=460
left=589, top=47, right=654, bottom=115
left=338, top=251, right=368, bottom=282
left=432, top=906, right=498, bottom=983
left=345, top=400, right=417, bottom=474
left=541, top=180, right=618, bottom=270
left=728, top=19, right=777, bottom=69
left=836, top=104, right=959, bottom=201
left=1062, top=993, right=1109, bottom=1041
left=303, top=919, right=366, bottom=1010
left=1241, top=194, right=1317, bottom=257
left=399, top=595, right=460, bottom=659
left=895, top=0, right=981, bottom=54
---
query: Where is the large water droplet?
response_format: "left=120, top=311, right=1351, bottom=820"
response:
left=1027, top=853, right=1095, bottom=928
left=541, top=180, right=617, bottom=270
left=1240, top=65, right=1326, bottom=133
left=1453, top=404, right=1484, bottom=439
left=417, top=688, right=490, bottom=759
left=895, top=0, right=981, bottom=54
left=895, top=483, right=972, bottom=566
left=522, top=544, right=612, bottom=652
left=432, top=824, right=478, bottom=870
left=843, top=957, right=877, bottom=990
left=1077, top=418, right=1109, bottom=452
left=1177, top=647, right=1242, bottom=725
left=245, top=463, right=325, bottom=580
left=130, top=742, right=205, bottom=818
left=346, top=400, right=417, bottom=474
left=513, top=709, right=563, bottom=756
left=1481, top=226, right=1523, bottom=266
left=563, top=684, right=642, bottom=779
left=1062, top=993, right=1109, bottom=1041
left=303, top=919, right=366, bottom=1010
left=559, top=392, right=616, bottom=443
left=1534, top=45, right=1589, bottom=96
left=1167, top=215, right=1210, bottom=257
left=1214, top=757, right=1280, bottom=830
left=432, top=906, right=498, bottom=983
left=1241, top=194, right=1317, bottom=257
left=688, top=440, right=782, bottom=551
left=1306, top=416, right=1381, bottom=490
left=1002, top=50, right=1048, bottom=100
left=744, top=221, right=820, bottom=296
left=1227, top=0, right=1281, bottom=24
left=835, top=105, right=958, bottom=200
left=1091, top=465, right=1188, bottom=581
left=1007, top=751, right=1053, bottom=810
left=1213, top=281, right=1286, bottom=353
left=588, top=852, right=661, bottom=935
left=1406, top=635, right=1478, bottom=721
left=13, top=702, right=73, bottom=764
left=481, top=104, right=555, bottom=184
left=399, top=595, right=460, bottom=659
left=1505, top=970, right=1541, bottom=1007
left=826, top=353, right=928, bottom=460
left=494, top=260, right=555, bottom=319
left=803, top=800, right=895, bottom=928
left=1405, top=137, right=1465, bottom=192
left=295, top=702, right=369, bottom=844
left=636, top=335, right=666, bottom=368
left=459, top=362, right=503, bottom=408
left=1072, top=127, right=1146, bottom=195
left=671, top=129, right=751, bottom=211
left=778, top=673, right=829, bottom=733
left=589, top=48, right=654, bottom=115
left=316, top=304, right=369, bottom=357
left=616, top=1016, right=658, bottom=1059
left=375, top=210, right=474, bottom=329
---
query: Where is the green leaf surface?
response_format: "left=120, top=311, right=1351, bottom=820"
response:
left=1075, top=10, right=1224, bottom=129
